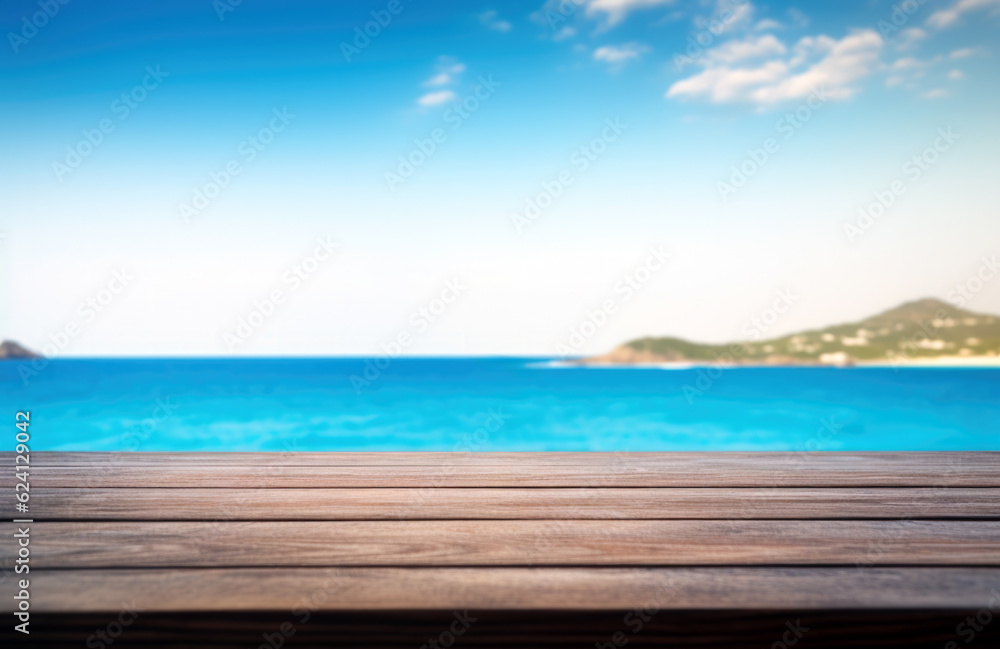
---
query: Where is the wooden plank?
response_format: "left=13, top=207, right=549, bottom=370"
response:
left=8, top=520, right=999, bottom=567
left=9, top=451, right=1000, bottom=623
left=10, top=455, right=1000, bottom=487
left=7, top=452, right=997, bottom=484
left=11, top=451, right=998, bottom=468
left=21, top=567, right=1000, bottom=611
left=7, top=487, right=999, bottom=520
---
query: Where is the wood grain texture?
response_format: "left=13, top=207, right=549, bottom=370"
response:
left=4, top=452, right=998, bottom=487
left=10, top=451, right=1000, bottom=617
left=21, top=567, right=1000, bottom=612
left=7, top=520, right=1000, bottom=567
left=10, top=460, right=1000, bottom=488
left=7, top=487, right=998, bottom=520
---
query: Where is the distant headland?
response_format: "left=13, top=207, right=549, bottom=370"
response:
left=582, top=298, right=1000, bottom=367
left=0, top=340, right=42, bottom=360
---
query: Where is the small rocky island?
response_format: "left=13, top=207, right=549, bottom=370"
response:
left=0, top=340, right=42, bottom=360
left=583, top=298, right=1000, bottom=367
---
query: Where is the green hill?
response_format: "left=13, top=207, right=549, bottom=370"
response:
left=585, top=298, right=1000, bottom=366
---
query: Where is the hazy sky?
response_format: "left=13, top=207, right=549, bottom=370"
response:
left=2, top=0, right=999, bottom=356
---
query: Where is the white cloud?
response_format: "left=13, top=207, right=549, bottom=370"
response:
left=425, top=72, right=452, bottom=86
left=423, top=58, right=466, bottom=87
left=787, top=7, right=809, bottom=27
left=927, top=0, right=1000, bottom=29
left=593, top=42, right=650, bottom=63
left=922, top=88, right=949, bottom=98
left=417, top=90, right=457, bottom=106
left=586, top=0, right=675, bottom=27
left=950, top=47, right=978, bottom=59
left=668, top=60, right=788, bottom=103
left=753, top=18, right=783, bottom=31
left=667, top=29, right=883, bottom=106
left=553, top=26, right=577, bottom=41
left=703, top=34, right=786, bottom=64
left=894, top=27, right=926, bottom=51
left=416, top=57, right=465, bottom=106
left=948, top=69, right=965, bottom=79
left=479, top=10, right=512, bottom=32
left=891, top=57, right=923, bottom=71
left=721, top=1, right=755, bottom=32
left=756, top=30, right=883, bottom=102
left=787, top=35, right=836, bottom=67
left=884, top=54, right=950, bottom=92
left=689, top=0, right=755, bottom=38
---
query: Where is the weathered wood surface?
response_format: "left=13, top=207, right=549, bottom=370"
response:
left=14, top=451, right=999, bottom=470
left=3, top=451, right=998, bottom=486
left=4, top=452, right=999, bottom=616
left=7, top=487, right=998, bottom=520
left=27, top=567, right=1000, bottom=612
left=7, top=520, right=1000, bottom=567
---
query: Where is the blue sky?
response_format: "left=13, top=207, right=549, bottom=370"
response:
left=1, top=0, right=999, bottom=356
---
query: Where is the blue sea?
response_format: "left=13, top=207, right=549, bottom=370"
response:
left=1, top=358, right=998, bottom=451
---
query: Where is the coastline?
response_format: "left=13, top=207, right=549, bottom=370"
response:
left=855, top=355, right=1000, bottom=368
left=567, top=355, right=1000, bottom=369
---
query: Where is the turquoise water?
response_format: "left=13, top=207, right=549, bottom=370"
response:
left=1, top=358, right=997, bottom=451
